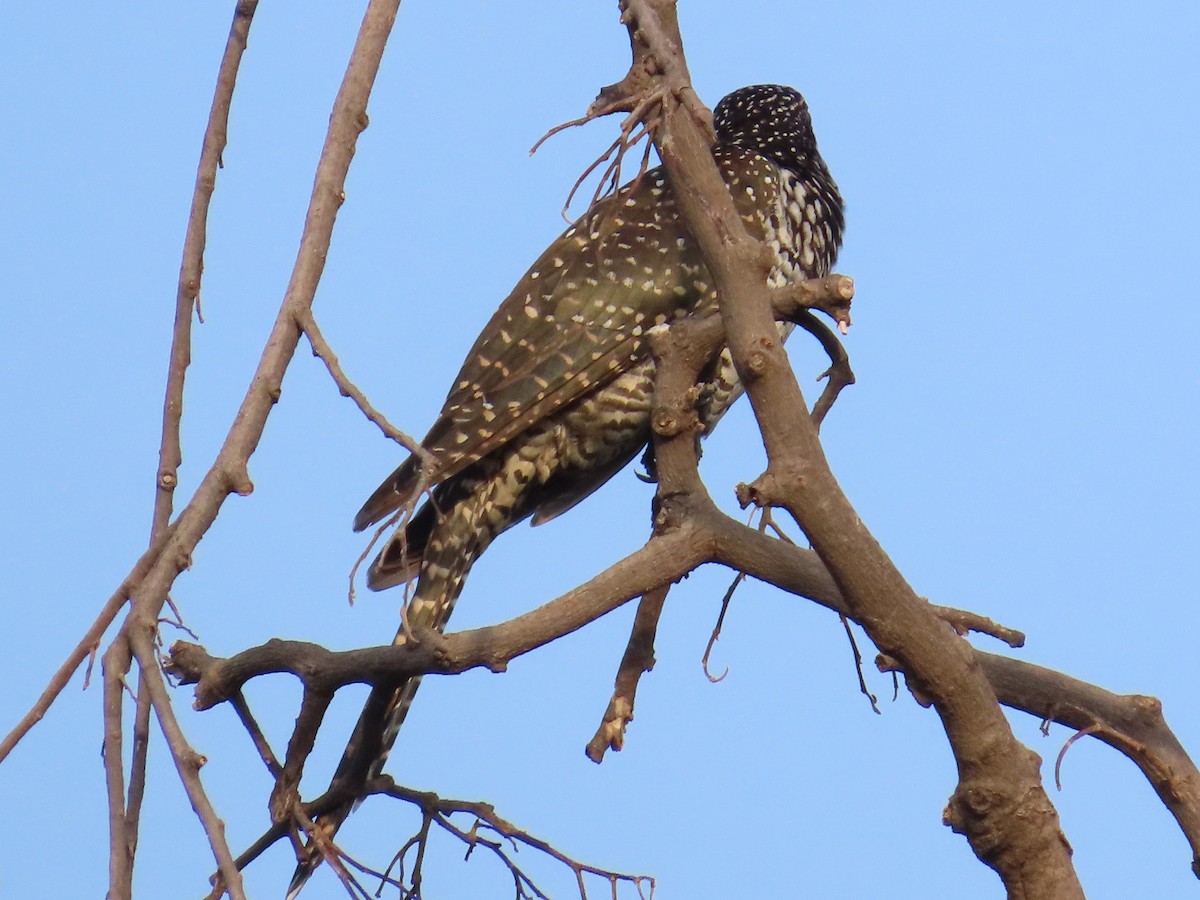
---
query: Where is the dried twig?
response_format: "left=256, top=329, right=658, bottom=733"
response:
left=0, top=524, right=174, bottom=765
left=839, top=615, right=880, bottom=714
left=1055, top=724, right=1103, bottom=791
left=700, top=571, right=741, bottom=684
left=373, top=780, right=655, bottom=900
left=586, top=584, right=671, bottom=763
left=532, top=86, right=665, bottom=219
left=297, top=308, right=426, bottom=455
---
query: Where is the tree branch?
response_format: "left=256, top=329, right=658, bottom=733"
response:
left=91, top=0, right=404, bottom=895
left=129, top=628, right=247, bottom=898
left=613, top=2, right=1082, bottom=893
left=152, top=0, right=260, bottom=538
left=297, top=308, right=427, bottom=455
left=585, top=584, right=670, bottom=762
left=710, top=513, right=1200, bottom=875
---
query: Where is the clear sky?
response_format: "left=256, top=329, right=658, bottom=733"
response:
left=2, top=2, right=1198, bottom=898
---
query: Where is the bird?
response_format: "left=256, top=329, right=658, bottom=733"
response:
left=287, top=83, right=844, bottom=896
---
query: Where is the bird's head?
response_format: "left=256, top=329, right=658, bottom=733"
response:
left=713, top=84, right=822, bottom=175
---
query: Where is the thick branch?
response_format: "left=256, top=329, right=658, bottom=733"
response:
left=710, top=514, right=1200, bottom=873
left=173, top=475, right=1200, bottom=880
left=617, top=2, right=1080, bottom=894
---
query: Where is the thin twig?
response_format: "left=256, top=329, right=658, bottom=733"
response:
left=0, top=523, right=175, bottom=764
left=373, top=780, right=655, bottom=899
left=794, top=310, right=854, bottom=429
left=536, top=87, right=665, bottom=220
left=839, top=615, right=880, bottom=714
left=1056, top=724, right=1103, bottom=791
left=298, top=308, right=426, bottom=455
left=701, top=572, right=742, bottom=683
left=229, top=691, right=283, bottom=777
left=152, top=0, right=260, bottom=538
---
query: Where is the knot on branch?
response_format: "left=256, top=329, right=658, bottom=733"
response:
left=745, top=344, right=771, bottom=379
left=586, top=696, right=635, bottom=762
left=735, top=470, right=802, bottom=511
left=592, top=60, right=658, bottom=117
left=944, top=761, right=1067, bottom=867
left=164, top=640, right=212, bottom=686
left=944, top=783, right=1008, bottom=838
left=651, top=404, right=697, bottom=439
left=269, top=777, right=300, bottom=825
left=652, top=490, right=701, bottom=536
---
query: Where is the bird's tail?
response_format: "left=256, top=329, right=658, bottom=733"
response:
left=287, top=471, right=510, bottom=897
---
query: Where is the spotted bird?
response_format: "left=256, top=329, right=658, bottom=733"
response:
left=288, top=84, right=844, bottom=896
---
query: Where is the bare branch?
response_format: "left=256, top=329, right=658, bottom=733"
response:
left=839, top=615, right=881, bottom=714
left=372, top=779, right=655, bottom=899
left=617, top=2, right=1082, bottom=892
left=168, top=524, right=707, bottom=711
left=0, top=522, right=174, bottom=764
left=93, top=0, right=405, bottom=896
left=153, top=0, right=261, bottom=538
left=102, top=655, right=133, bottom=897
left=128, top=629, right=246, bottom=899
left=709, top=514, right=1200, bottom=874
left=297, top=308, right=427, bottom=455
left=586, top=584, right=671, bottom=762
left=123, top=678, right=154, bottom=866
left=930, top=603, right=1026, bottom=649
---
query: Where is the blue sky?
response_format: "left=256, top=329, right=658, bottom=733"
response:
left=2, top=2, right=1198, bottom=898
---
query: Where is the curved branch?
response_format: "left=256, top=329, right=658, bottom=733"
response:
left=152, top=0, right=260, bottom=538
left=172, top=481, right=1200, bottom=881
left=168, top=523, right=707, bottom=711
left=710, top=513, right=1200, bottom=875
left=94, top=0, right=405, bottom=896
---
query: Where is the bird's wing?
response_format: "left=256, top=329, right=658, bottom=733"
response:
left=355, top=149, right=776, bottom=531
left=355, top=166, right=715, bottom=529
